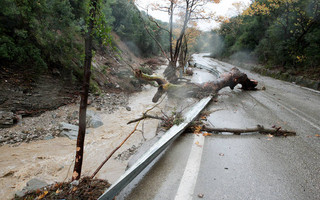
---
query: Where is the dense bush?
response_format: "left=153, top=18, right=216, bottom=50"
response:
left=0, top=0, right=83, bottom=72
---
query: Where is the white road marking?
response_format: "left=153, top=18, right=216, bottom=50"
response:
left=175, top=134, right=205, bottom=200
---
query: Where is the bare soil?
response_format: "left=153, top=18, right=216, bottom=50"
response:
left=14, top=177, right=110, bottom=200
left=0, top=92, right=128, bottom=146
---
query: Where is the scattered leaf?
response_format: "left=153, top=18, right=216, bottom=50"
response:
left=194, top=126, right=202, bottom=134
left=72, top=186, right=78, bottom=192
left=38, top=191, right=48, bottom=199
left=195, top=141, right=202, bottom=147
left=202, top=132, right=212, bottom=137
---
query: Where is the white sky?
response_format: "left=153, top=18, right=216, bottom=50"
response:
left=135, top=0, right=252, bottom=31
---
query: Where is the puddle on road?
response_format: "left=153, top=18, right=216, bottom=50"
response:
left=0, top=69, right=167, bottom=199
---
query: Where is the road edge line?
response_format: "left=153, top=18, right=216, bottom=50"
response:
left=174, top=134, right=205, bottom=200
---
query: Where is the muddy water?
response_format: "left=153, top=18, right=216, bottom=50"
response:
left=0, top=69, right=167, bottom=199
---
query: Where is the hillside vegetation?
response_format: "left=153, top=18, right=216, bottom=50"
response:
left=0, top=0, right=168, bottom=115
left=0, top=0, right=168, bottom=79
left=212, top=0, right=319, bottom=81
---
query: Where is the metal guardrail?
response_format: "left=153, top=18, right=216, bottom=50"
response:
left=194, top=63, right=220, bottom=77
left=98, top=96, right=212, bottom=200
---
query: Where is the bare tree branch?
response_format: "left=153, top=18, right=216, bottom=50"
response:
left=127, top=114, right=165, bottom=124
left=202, top=125, right=296, bottom=136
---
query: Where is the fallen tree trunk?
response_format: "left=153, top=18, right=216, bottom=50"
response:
left=135, top=67, right=258, bottom=103
left=202, top=125, right=296, bottom=136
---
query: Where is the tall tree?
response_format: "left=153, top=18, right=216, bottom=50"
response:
left=144, top=0, right=220, bottom=82
left=72, top=0, right=98, bottom=181
left=72, top=0, right=112, bottom=181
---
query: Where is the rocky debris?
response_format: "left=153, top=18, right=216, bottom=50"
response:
left=59, top=122, right=90, bottom=140
left=15, top=178, right=48, bottom=197
left=0, top=92, right=128, bottom=146
left=127, top=132, right=165, bottom=169
left=115, top=144, right=141, bottom=161
left=89, top=93, right=128, bottom=114
left=0, top=111, right=16, bottom=127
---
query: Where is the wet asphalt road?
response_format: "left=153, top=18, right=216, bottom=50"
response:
left=119, top=54, right=320, bottom=200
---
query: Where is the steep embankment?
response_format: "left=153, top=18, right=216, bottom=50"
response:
left=0, top=32, right=166, bottom=145
left=0, top=32, right=162, bottom=128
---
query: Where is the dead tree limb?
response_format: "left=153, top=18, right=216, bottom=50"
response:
left=134, top=67, right=258, bottom=103
left=202, top=125, right=296, bottom=136
left=91, top=121, right=141, bottom=179
left=91, top=96, right=167, bottom=178
left=127, top=114, right=164, bottom=125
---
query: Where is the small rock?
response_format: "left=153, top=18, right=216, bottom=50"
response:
left=59, top=122, right=89, bottom=140
left=44, top=135, right=54, bottom=140
left=126, top=106, right=131, bottom=111
left=0, top=111, right=15, bottom=127
left=15, top=178, right=48, bottom=197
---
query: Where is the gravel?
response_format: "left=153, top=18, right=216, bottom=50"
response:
left=0, top=92, right=128, bottom=146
